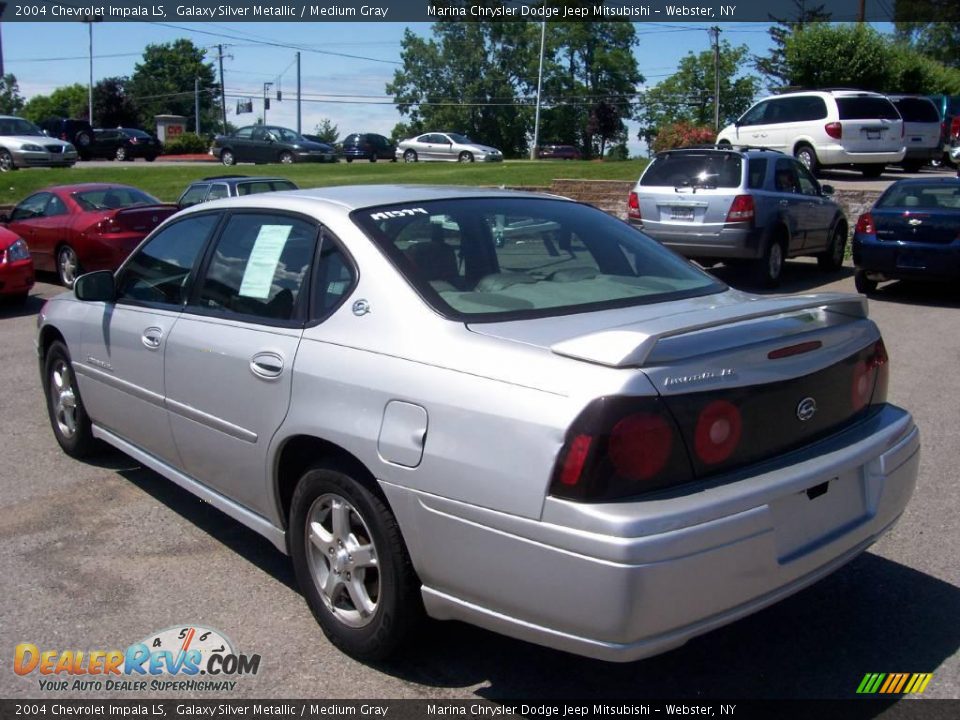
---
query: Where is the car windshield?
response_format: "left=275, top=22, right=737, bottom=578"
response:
left=877, top=182, right=960, bottom=210
left=73, top=187, right=161, bottom=210
left=837, top=97, right=901, bottom=120
left=447, top=133, right=471, bottom=144
left=640, top=152, right=742, bottom=189
left=0, top=118, right=44, bottom=136
left=353, top=197, right=723, bottom=321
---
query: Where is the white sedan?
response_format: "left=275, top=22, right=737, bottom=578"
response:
left=396, top=132, right=503, bottom=163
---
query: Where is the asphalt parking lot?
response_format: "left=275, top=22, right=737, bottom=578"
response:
left=1, top=266, right=958, bottom=702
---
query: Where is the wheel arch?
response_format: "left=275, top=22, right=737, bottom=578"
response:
left=38, top=324, right=67, bottom=365
left=273, top=434, right=387, bottom=534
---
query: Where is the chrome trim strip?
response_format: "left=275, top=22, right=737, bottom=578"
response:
left=73, top=361, right=165, bottom=408
left=91, top=425, right=286, bottom=553
left=165, top=397, right=258, bottom=444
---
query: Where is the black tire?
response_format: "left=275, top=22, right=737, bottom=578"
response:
left=860, top=165, right=884, bottom=179
left=794, top=144, right=819, bottom=176
left=717, top=140, right=732, bottom=148
left=57, top=245, right=81, bottom=288
left=289, top=465, right=422, bottom=661
left=279, top=150, right=295, bottom=165
left=855, top=268, right=878, bottom=295
left=403, top=149, right=417, bottom=163
left=369, top=154, right=377, bottom=163
left=43, top=341, right=96, bottom=459
left=817, top=224, right=847, bottom=271
left=901, top=160, right=924, bottom=173
left=75, top=131, right=93, bottom=160
left=346, top=157, right=353, bottom=164
left=221, top=149, right=236, bottom=166
left=115, top=146, right=127, bottom=162
left=0, top=148, right=17, bottom=172
left=458, top=151, right=474, bottom=163
left=144, top=154, right=157, bottom=162
left=753, top=235, right=786, bottom=288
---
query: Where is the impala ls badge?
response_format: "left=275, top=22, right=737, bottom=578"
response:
left=908, top=218, right=922, bottom=226
left=796, top=397, right=817, bottom=422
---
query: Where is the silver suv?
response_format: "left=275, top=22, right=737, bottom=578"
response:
left=628, top=147, right=848, bottom=286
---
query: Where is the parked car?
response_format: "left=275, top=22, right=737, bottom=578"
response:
left=300, top=135, right=339, bottom=159
left=628, top=146, right=848, bottom=286
left=0, top=116, right=78, bottom=171
left=340, top=133, right=396, bottom=163
left=852, top=177, right=960, bottom=293
left=536, top=144, right=582, bottom=160
left=716, top=90, right=905, bottom=177
left=887, top=95, right=941, bottom=172
left=927, top=94, right=960, bottom=166
left=213, top=126, right=337, bottom=166
left=0, top=227, right=34, bottom=303
left=37, top=117, right=94, bottom=159
left=90, top=128, right=162, bottom=162
left=177, top=175, right=300, bottom=209
left=37, top=185, right=918, bottom=663
left=1, top=184, right=177, bottom=287
left=396, top=132, right=503, bottom=163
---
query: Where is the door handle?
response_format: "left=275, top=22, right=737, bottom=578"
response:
left=250, top=351, right=284, bottom=380
left=141, top=327, right=163, bottom=349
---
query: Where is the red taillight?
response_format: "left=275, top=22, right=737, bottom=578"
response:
left=559, top=434, right=592, bottom=486
left=824, top=122, right=842, bottom=139
left=96, top=217, right=123, bottom=234
left=855, top=213, right=875, bottom=235
left=852, top=339, right=889, bottom=412
left=627, top=191, right=641, bottom=221
left=609, top=413, right=673, bottom=481
left=725, top=194, right=755, bottom=223
left=767, top=340, right=823, bottom=360
left=693, top=401, right=742, bottom=465
left=950, top=117, right=960, bottom=140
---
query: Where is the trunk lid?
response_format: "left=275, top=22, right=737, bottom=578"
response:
left=109, top=204, right=178, bottom=234
left=873, top=207, right=960, bottom=245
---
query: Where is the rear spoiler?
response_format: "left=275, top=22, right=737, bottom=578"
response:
left=550, top=293, right=868, bottom=368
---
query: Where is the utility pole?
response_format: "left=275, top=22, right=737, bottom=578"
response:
left=195, top=77, right=200, bottom=135
left=858, top=0, right=865, bottom=22
left=217, top=44, right=227, bottom=134
left=81, top=14, right=101, bottom=125
left=530, top=21, right=547, bottom=160
left=296, top=51, right=301, bottom=134
left=710, top=26, right=721, bottom=132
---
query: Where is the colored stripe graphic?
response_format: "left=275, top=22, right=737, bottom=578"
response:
left=857, top=673, right=933, bottom=694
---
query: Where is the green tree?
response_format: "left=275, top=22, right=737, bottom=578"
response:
left=586, top=101, right=621, bottom=158
left=781, top=24, right=894, bottom=91
left=636, top=42, right=759, bottom=147
left=312, top=118, right=339, bottom=144
left=0, top=74, right=25, bottom=115
left=128, top=39, right=219, bottom=132
left=93, top=77, right=140, bottom=128
left=21, top=84, right=88, bottom=123
left=754, top=1, right=831, bottom=90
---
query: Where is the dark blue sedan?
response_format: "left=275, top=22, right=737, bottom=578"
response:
left=853, top=177, right=960, bottom=293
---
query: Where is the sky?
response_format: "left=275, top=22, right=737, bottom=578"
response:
left=2, top=21, right=780, bottom=155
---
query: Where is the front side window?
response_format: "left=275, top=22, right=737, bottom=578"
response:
left=774, top=159, right=800, bottom=194
left=795, top=163, right=820, bottom=196
left=193, top=213, right=318, bottom=322
left=747, top=158, right=768, bottom=189
left=117, top=214, right=220, bottom=307
left=739, top=101, right=770, bottom=126
left=354, top=198, right=722, bottom=321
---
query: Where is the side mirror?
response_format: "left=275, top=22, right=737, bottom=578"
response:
left=74, top=270, right=116, bottom=302
left=821, top=184, right=835, bottom=196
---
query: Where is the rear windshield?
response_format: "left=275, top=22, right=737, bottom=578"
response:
left=877, top=182, right=960, bottom=209
left=892, top=98, right=940, bottom=123
left=237, top=180, right=298, bottom=195
left=123, top=129, right=152, bottom=138
left=640, top=152, right=742, bottom=188
left=73, top=187, right=159, bottom=210
left=837, top=97, right=901, bottom=121
left=353, top=197, right=723, bottom=321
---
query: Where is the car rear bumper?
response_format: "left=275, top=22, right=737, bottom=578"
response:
left=854, top=233, right=960, bottom=282
left=818, top=145, right=906, bottom=166
left=900, top=146, right=941, bottom=162
left=386, top=404, right=919, bottom=661
left=636, top=222, right=763, bottom=259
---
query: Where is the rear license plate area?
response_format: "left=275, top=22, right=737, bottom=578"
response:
left=670, top=206, right=695, bottom=221
left=896, top=253, right=926, bottom=270
left=769, top=470, right=868, bottom=563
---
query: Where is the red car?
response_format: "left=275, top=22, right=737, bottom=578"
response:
left=2, top=184, right=177, bottom=287
left=0, top=227, right=34, bottom=303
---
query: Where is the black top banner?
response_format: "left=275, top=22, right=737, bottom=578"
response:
left=0, top=0, right=957, bottom=23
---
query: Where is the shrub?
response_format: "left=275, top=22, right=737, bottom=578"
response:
left=651, top=122, right=716, bottom=153
left=162, top=132, right=210, bottom=155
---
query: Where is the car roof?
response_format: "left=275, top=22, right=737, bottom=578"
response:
left=31, top=183, right=138, bottom=194
left=180, top=184, right=566, bottom=213
left=195, top=175, right=292, bottom=183
left=884, top=177, right=960, bottom=188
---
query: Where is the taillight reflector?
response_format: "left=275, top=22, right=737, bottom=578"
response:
left=694, top=400, right=742, bottom=465
left=852, top=339, right=889, bottom=412
left=627, top=191, right=641, bottom=220
left=825, top=122, right=842, bottom=139
left=608, top=413, right=674, bottom=481
left=768, top=340, right=823, bottom=360
left=855, top=213, right=875, bottom=235
left=559, top=434, right=592, bottom=486
left=725, top=194, right=755, bottom=223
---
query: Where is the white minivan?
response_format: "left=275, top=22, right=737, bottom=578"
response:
left=717, top=90, right=905, bottom=177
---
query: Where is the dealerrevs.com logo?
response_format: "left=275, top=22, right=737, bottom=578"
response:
left=14, top=625, right=261, bottom=692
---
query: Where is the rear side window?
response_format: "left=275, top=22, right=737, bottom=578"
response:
left=837, top=97, right=901, bottom=120
left=892, top=98, right=940, bottom=122
left=641, top=153, right=742, bottom=189
left=747, top=158, right=768, bottom=189
left=781, top=96, right=828, bottom=122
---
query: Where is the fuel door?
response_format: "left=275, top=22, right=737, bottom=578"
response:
left=378, top=401, right=428, bottom=468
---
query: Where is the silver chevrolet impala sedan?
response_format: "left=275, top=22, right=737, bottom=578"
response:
left=36, top=185, right=919, bottom=662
